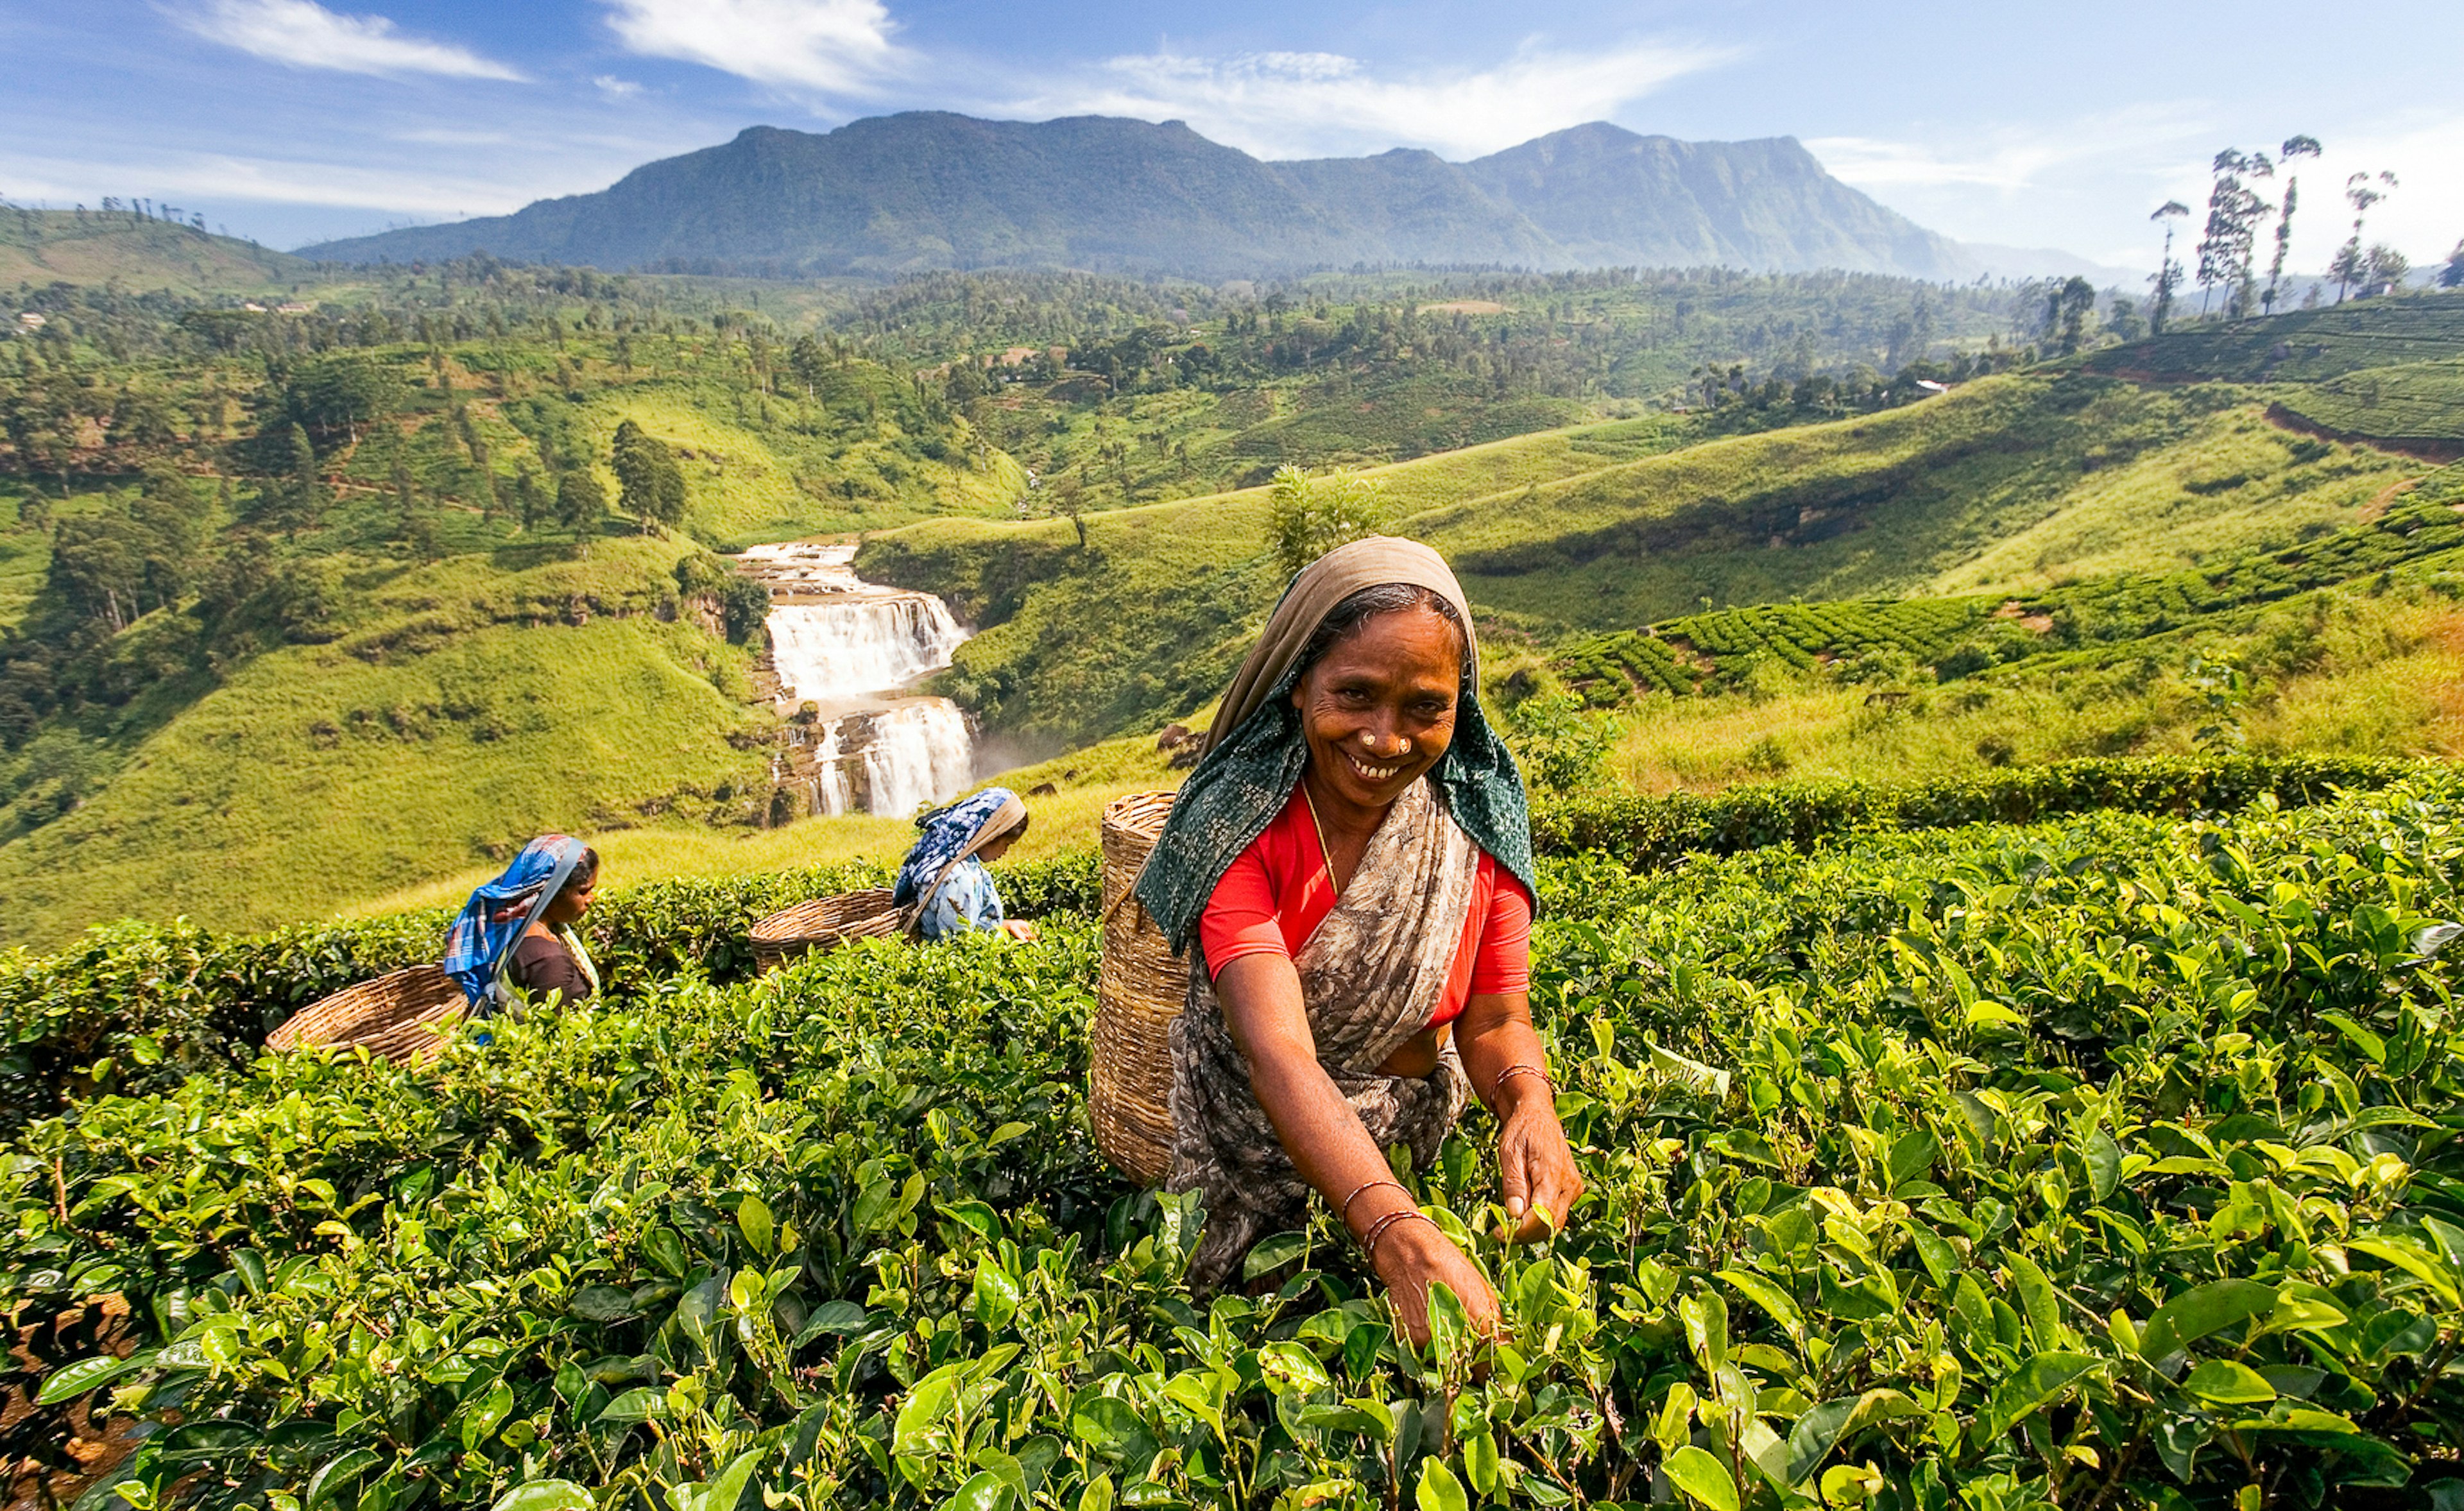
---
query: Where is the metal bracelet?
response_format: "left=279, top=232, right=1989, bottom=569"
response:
left=1339, top=1177, right=1408, bottom=1232
left=1490, top=1062, right=1555, bottom=1104
left=1358, top=1208, right=1435, bottom=1267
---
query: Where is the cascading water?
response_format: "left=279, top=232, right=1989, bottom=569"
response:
left=766, top=595, right=966, bottom=703
left=809, top=717, right=853, bottom=817
left=736, top=542, right=977, bottom=819
left=853, top=702, right=977, bottom=817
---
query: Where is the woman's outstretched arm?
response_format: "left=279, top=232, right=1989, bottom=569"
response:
left=1453, top=991, right=1584, bottom=1242
left=1213, top=953, right=1500, bottom=1343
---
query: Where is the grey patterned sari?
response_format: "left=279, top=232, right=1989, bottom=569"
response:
left=1165, top=776, right=1478, bottom=1291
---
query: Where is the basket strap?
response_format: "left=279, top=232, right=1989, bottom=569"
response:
left=1099, top=846, right=1163, bottom=928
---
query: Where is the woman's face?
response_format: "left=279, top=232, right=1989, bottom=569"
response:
left=977, top=826, right=1022, bottom=864
left=1292, top=605, right=1463, bottom=812
left=542, top=872, right=597, bottom=926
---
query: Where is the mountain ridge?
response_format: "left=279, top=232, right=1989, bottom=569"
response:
left=300, top=112, right=1981, bottom=282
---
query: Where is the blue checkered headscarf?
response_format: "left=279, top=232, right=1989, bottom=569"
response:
left=442, top=835, right=591, bottom=1010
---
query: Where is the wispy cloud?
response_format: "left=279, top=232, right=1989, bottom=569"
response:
left=0, top=126, right=701, bottom=226
left=173, top=0, right=526, bottom=81
left=601, top=0, right=904, bottom=94
left=593, top=74, right=645, bottom=99
left=1009, top=38, right=1736, bottom=161
left=1807, top=105, right=2211, bottom=193
left=390, top=128, right=514, bottom=147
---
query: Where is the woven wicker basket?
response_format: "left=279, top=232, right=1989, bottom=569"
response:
left=1091, top=790, right=1188, bottom=1184
left=265, top=964, right=467, bottom=1066
left=750, top=887, right=900, bottom=972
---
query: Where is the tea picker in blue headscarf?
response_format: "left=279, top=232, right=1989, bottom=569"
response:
left=443, top=834, right=603, bottom=1014
left=894, top=787, right=1036, bottom=942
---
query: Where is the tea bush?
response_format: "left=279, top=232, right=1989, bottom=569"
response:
left=1549, top=503, right=2464, bottom=706
left=8, top=762, right=2401, bottom=1133
left=0, top=853, right=1101, bottom=1134
left=8, top=774, right=2464, bottom=1510
left=1531, top=754, right=2418, bottom=868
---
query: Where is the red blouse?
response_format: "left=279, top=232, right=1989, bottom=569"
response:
left=1198, top=784, right=1533, bottom=1028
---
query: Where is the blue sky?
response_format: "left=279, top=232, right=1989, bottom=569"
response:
left=4, top=0, right=2458, bottom=273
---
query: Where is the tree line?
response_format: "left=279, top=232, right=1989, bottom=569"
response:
left=2146, top=135, right=2420, bottom=332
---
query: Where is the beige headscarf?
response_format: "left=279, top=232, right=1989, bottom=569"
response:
left=1203, top=536, right=1478, bottom=753
left=898, top=790, right=1027, bottom=938
left=1137, top=534, right=1532, bottom=956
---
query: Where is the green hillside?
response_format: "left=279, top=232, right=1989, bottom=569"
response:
left=864, top=370, right=2421, bottom=744
left=2083, top=298, right=2464, bottom=450
left=1523, top=490, right=2464, bottom=790
left=18, top=242, right=2012, bottom=941
left=891, top=266, right=2032, bottom=506
left=2080, top=296, right=2464, bottom=383
left=2273, top=359, right=2464, bottom=446
left=2, top=207, right=309, bottom=294
left=4, top=223, right=2458, bottom=944
left=0, top=259, right=1010, bottom=945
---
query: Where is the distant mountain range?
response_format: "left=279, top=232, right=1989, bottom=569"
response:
left=302, top=112, right=1986, bottom=282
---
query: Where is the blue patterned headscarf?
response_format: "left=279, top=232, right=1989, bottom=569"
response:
left=893, top=787, right=1027, bottom=935
left=443, top=835, right=592, bottom=1009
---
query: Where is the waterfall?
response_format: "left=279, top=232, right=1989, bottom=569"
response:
left=767, top=595, right=967, bottom=704
left=855, top=702, right=977, bottom=818
left=810, top=717, right=853, bottom=816
left=738, top=542, right=977, bottom=818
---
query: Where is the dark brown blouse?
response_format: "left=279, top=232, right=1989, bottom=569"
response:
left=506, top=932, right=592, bottom=1003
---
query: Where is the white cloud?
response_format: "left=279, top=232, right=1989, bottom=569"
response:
left=593, top=74, right=645, bottom=99
left=1, top=145, right=565, bottom=217
left=1808, top=105, right=2211, bottom=194
left=1009, top=38, right=1736, bottom=162
left=2265, top=115, right=2464, bottom=268
left=601, top=0, right=903, bottom=94
left=174, top=0, right=525, bottom=80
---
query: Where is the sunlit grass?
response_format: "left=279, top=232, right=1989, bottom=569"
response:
left=1598, top=593, right=2464, bottom=792
left=0, top=613, right=769, bottom=949
left=353, top=731, right=1188, bottom=918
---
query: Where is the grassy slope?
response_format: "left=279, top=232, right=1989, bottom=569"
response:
left=585, top=384, right=1026, bottom=548
left=1, top=210, right=311, bottom=293
left=2079, top=296, right=2464, bottom=383
left=354, top=732, right=1182, bottom=918
left=2272, top=358, right=2464, bottom=445
left=2082, top=297, right=2464, bottom=448
left=0, top=329, right=1021, bottom=943
left=859, top=414, right=1690, bottom=743
left=0, top=538, right=774, bottom=947
left=1600, top=592, right=2464, bottom=792
left=866, top=374, right=2418, bottom=743
left=0, top=482, right=94, bottom=631
left=1429, top=377, right=2405, bottom=622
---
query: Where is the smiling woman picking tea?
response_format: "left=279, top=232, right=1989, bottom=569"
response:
left=1134, top=536, right=1582, bottom=1344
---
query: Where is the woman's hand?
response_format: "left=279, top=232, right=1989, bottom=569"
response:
left=1371, top=1217, right=1500, bottom=1347
left=1497, top=1097, right=1584, bottom=1243
left=1000, top=919, right=1038, bottom=942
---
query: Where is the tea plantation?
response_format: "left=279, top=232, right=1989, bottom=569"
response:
left=1550, top=494, right=2464, bottom=706
left=6, top=758, right=2462, bottom=1511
